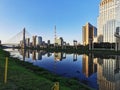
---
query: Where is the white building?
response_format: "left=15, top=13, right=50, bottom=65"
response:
left=55, top=37, right=63, bottom=46
left=97, top=0, right=120, bottom=43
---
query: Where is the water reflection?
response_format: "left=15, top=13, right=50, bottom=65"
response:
left=82, top=54, right=97, bottom=78
left=19, top=49, right=49, bottom=61
left=47, top=52, right=52, bottom=57
left=18, top=49, right=26, bottom=61
left=97, top=56, right=120, bottom=90
left=7, top=49, right=120, bottom=90
left=73, top=53, right=77, bottom=61
left=54, top=52, right=66, bottom=61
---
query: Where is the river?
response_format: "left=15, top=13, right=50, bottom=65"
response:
left=5, top=49, right=120, bottom=90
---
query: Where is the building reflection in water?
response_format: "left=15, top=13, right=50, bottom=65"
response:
left=26, top=50, right=30, bottom=58
left=36, top=51, right=42, bottom=60
left=19, top=49, right=26, bottom=61
left=19, top=49, right=48, bottom=61
left=97, top=55, right=120, bottom=90
left=82, top=54, right=97, bottom=78
left=32, top=50, right=36, bottom=60
left=73, top=53, right=77, bottom=61
left=32, top=50, right=47, bottom=60
left=54, top=52, right=66, bottom=61
left=47, top=52, right=52, bottom=57
left=17, top=49, right=120, bottom=90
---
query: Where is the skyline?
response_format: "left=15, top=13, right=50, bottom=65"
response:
left=0, top=0, right=99, bottom=44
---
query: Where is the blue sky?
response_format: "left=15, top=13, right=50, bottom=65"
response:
left=0, top=0, right=99, bottom=44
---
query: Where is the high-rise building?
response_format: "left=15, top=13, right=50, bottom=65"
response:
left=97, top=0, right=120, bottom=43
left=47, top=40, right=50, bottom=46
left=32, top=36, right=37, bottom=47
left=36, top=36, right=42, bottom=46
left=25, top=38, right=30, bottom=47
left=55, top=37, right=64, bottom=46
left=82, top=23, right=97, bottom=46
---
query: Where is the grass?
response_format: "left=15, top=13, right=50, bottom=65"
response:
left=0, top=49, right=93, bottom=90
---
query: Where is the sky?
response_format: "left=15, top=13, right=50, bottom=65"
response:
left=0, top=0, right=100, bottom=44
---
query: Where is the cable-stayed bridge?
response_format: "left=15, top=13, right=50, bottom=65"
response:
left=2, top=28, right=32, bottom=48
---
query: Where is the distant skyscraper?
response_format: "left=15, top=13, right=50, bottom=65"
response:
left=97, top=0, right=120, bottom=43
left=32, top=36, right=37, bottom=47
left=55, top=37, right=64, bottom=46
left=47, top=40, right=50, bottom=45
left=25, top=38, right=30, bottom=47
left=54, top=25, right=57, bottom=46
left=36, top=36, right=42, bottom=46
left=53, top=25, right=64, bottom=46
left=82, top=22, right=97, bottom=46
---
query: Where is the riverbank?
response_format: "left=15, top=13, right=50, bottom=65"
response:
left=2, top=45, right=120, bottom=55
left=0, top=49, right=93, bottom=90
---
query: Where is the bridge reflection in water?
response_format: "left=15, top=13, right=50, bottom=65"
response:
left=6, top=49, right=120, bottom=90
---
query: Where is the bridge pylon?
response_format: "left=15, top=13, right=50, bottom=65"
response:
left=22, top=28, right=26, bottom=49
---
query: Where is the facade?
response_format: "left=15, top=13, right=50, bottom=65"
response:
left=115, top=27, right=120, bottom=51
left=55, top=37, right=63, bottom=46
left=36, top=36, right=42, bottom=46
left=47, top=40, right=50, bottom=46
left=42, top=41, right=46, bottom=46
left=97, top=0, right=120, bottom=43
left=25, top=38, right=30, bottom=47
left=32, top=36, right=37, bottom=47
left=82, top=22, right=97, bottom=46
